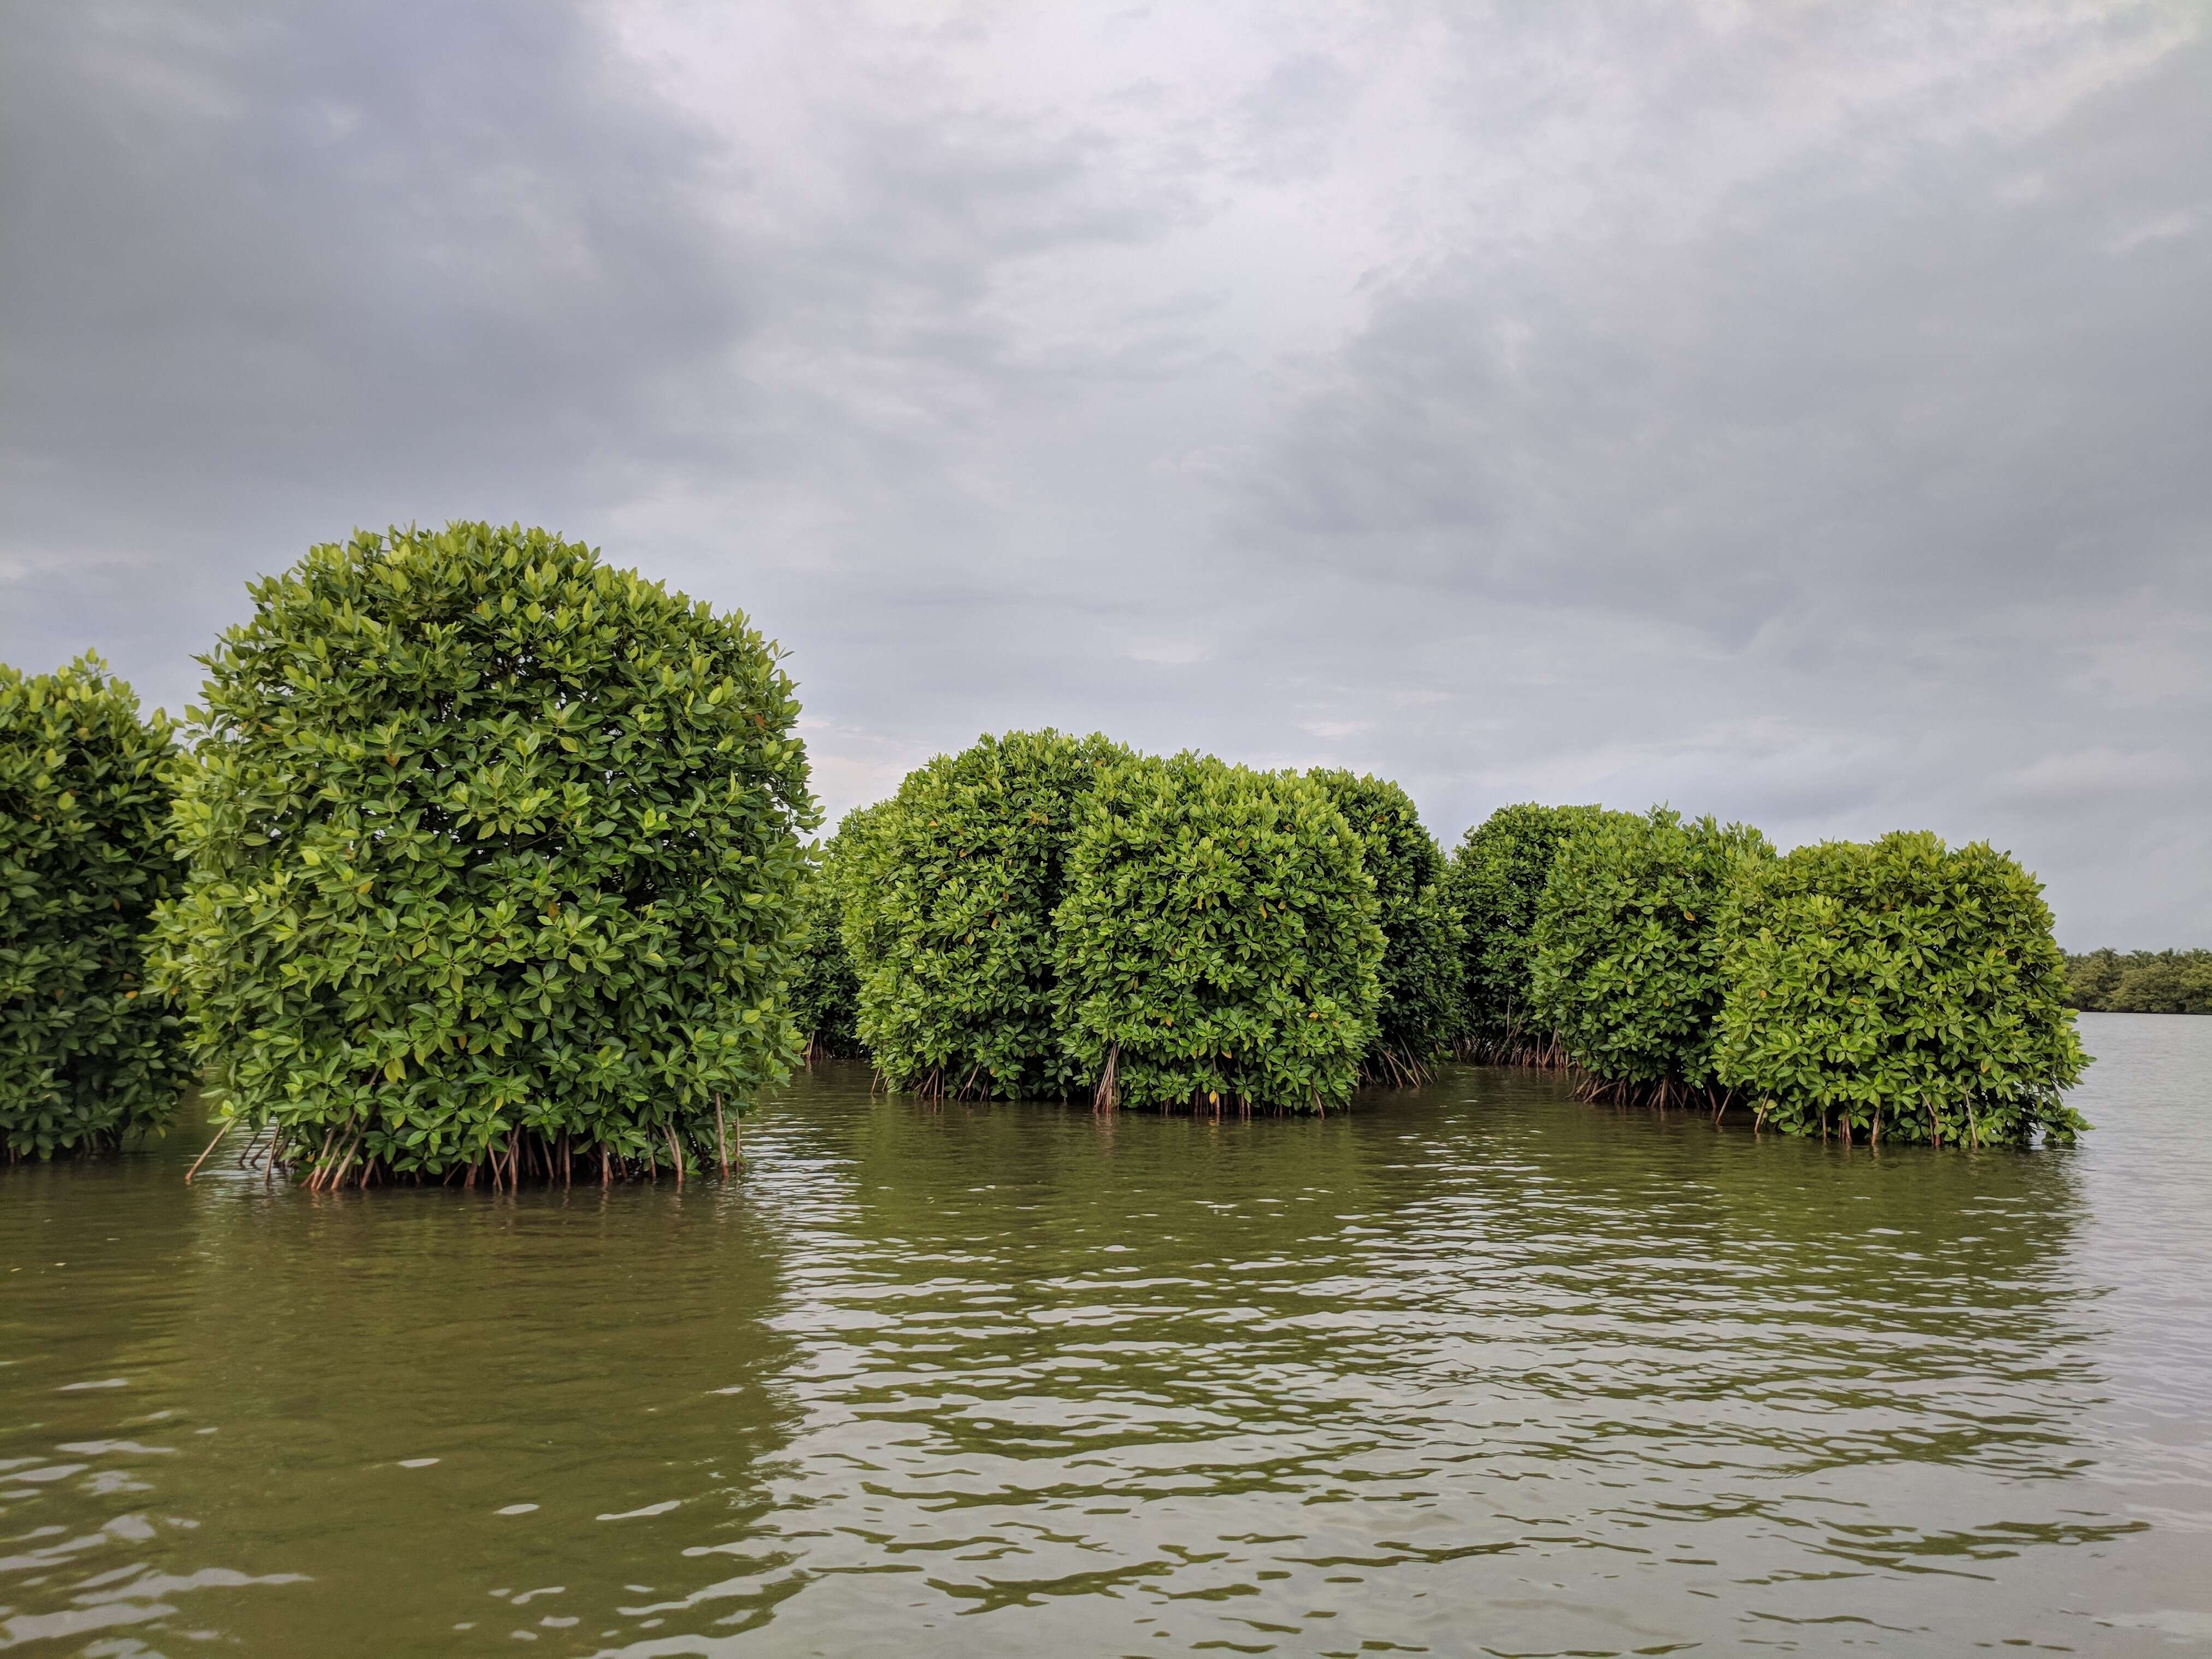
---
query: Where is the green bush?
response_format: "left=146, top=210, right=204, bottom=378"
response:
left=150, top=523, right=814, bottom=1188
left=2064, top=948, right=2212, bottom=1014
left=1715, top=833, right=2090, bottom=1146
left=791, top=809, right=874, bottom=1063
left=841, top=730, right=1126, bottom=1097
left=1529, top=805, right=1773, bottom=1102
left=1052, top=753, right=1384, bottom=1113
left=1, top=655, right=192, bottom=1157
left=1444, top=802, right=1617, bottom=1062
left=1305, top=769, right=1461, bottom=1081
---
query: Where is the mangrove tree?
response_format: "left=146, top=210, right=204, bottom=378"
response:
left=151, top=523, right=814, bottom=1188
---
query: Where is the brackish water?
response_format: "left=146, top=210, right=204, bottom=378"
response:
left=4, top=1012, right=2210, bottom=1656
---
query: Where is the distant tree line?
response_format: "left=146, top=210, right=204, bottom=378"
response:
left=2064, top=950, right=2212, bottom=1015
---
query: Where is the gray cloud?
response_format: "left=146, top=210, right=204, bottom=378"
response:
left=3, top=0, right=2205, bottom=945
left=1220, top=18, right=2210, bottom=942
left=2, top=0, right=761, bottom=674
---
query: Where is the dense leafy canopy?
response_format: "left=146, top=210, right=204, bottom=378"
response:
left=790, top=810, right=872, bottom=1062
left=1714, top=833, right=2089, bottom=1145
left=1, top=656, right=191, bottom=1157
left=1053, top=754, right=1384, bottom=1113
left=2065, top=949, right=2212, bottom=1014
left=1444, top=802, right=1617, bottom=1061
left=151, top=523, right=814, bottom=1186
left=841, top=731, right=1126, bottom=1097
left=1530, top=806, right=1774, bottom=1099
left=1305, top=769, right=1461, bottom=1080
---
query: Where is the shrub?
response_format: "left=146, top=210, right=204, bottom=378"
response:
left=150, top=523, right=814, bottom=1188
left=827, top=798, right=897, bottom=1022
left=1444, top=802, right=1617, bottom=1062
left=842, top=731, right=1126, bottom=1097
left=791, top=810, right=874, bottom=1063
left=1, top=655, right=192, bottom=1157
left=1052, top=753, right=1384, bottom=1113
left=1714, top=833, right=2090, bottom=1146
left=1529, top=805, right=1774, bottom=1102
left=1305, top=769, right=1461, bottom=1081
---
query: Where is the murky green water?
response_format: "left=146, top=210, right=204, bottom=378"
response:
left=4, top=1013, right=2209, bottom=1656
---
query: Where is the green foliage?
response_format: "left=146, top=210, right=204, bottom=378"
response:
left=2064, top=948, right=2212, bottom=1014
left=826, top=799, right=896, bottom=1019
left=842, top=731, right=1126, bottom=1097
left=1444, top=802, right=1617, bottom=1060
left=1715, top=833, right=2089, bottom=1146
left=1, top=655, right=191, bottom=1157
left=1052, top=753, right=1385, bottom=1113
left=1304, top=769, right=1461, bottom=1079
left=150, top=523, right=814, bottom=1186
left=790, top=810, right=874, bottom=1062
left=1530, top=806, right=1774, bottom=1099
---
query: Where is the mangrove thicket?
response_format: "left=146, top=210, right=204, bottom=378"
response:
left=1, top=655, right=193, bottom=1158
left=1304, top=768, right=1462, bottom=1084
left=1053, top=752, right=1385, bottom=1113
left=839, top=730, right=1126, bottom=1098
left=1712, top=832, right=2089, bottom=1147
left=790, top=816, right=869, bottom=1066
left=1528, top=807, right=1776, bottom=1106
left=1, top=536, right=2099, bottom=1166
left=1444, top=802, right=1617, bottom=1064
left=149, top=523, right=815, bottom=1188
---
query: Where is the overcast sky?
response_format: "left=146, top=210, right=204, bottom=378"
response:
left=4, top=1, right=2205, bottom=945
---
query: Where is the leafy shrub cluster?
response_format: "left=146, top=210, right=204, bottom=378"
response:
left=1443, top=802, right=1615, bottom=1063
left=789, top=813, right=872, bottom=1064
left=1055, top=754, right=1385, bottom=1113
left=1, top=656, right=193, bottom=1158
left=150, top=523, right=815, bottom=1189
left=832, top=737, right=1403, bottom=1113
left=1713, top=833, right=2089, bottom=1146
left=1509, top=805, right=2090, bottom=1145
left=2064, top=949, right=2212, bottom=1015
left=1305, top=770, right=1461, bottom=1082
left=1529, top=808, right=1775, bottom=1103
left=839, top=730, right=1127, bottom=1097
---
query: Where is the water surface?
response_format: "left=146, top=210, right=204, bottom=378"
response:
left=4, top=1013, right=2209, bottom=1655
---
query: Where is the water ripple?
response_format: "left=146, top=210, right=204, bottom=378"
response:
left=0, top=1015, right=2205, bottom=1654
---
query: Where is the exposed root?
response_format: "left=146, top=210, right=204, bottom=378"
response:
left=1566, top=1068, right=1737, bottom=1120
left=184, top=1120, right=232, bottom=1183
left=1455, top=1020, right=1572, bottom=1070
left=236, top=1122, right=725, bottom=1191
left=801, top=1032, right=867, bottom=1070
left=1360, top=1044, right=1434, bottom=1090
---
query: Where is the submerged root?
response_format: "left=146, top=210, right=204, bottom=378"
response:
left=873, top=1056, right=1028, bottom=1104
left=1360, top=1044, right=1434, bottom=1090
left=1093, top=1044, right=1120, bottom=1113
left=1455, top=1025, right=1572, bottom=1070
left=246, top=1123, right=731, bottom=1191
left=1566, top=1068, right=1736, bottom=1120
left=874, top=1046, right=1350, bottom=1120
